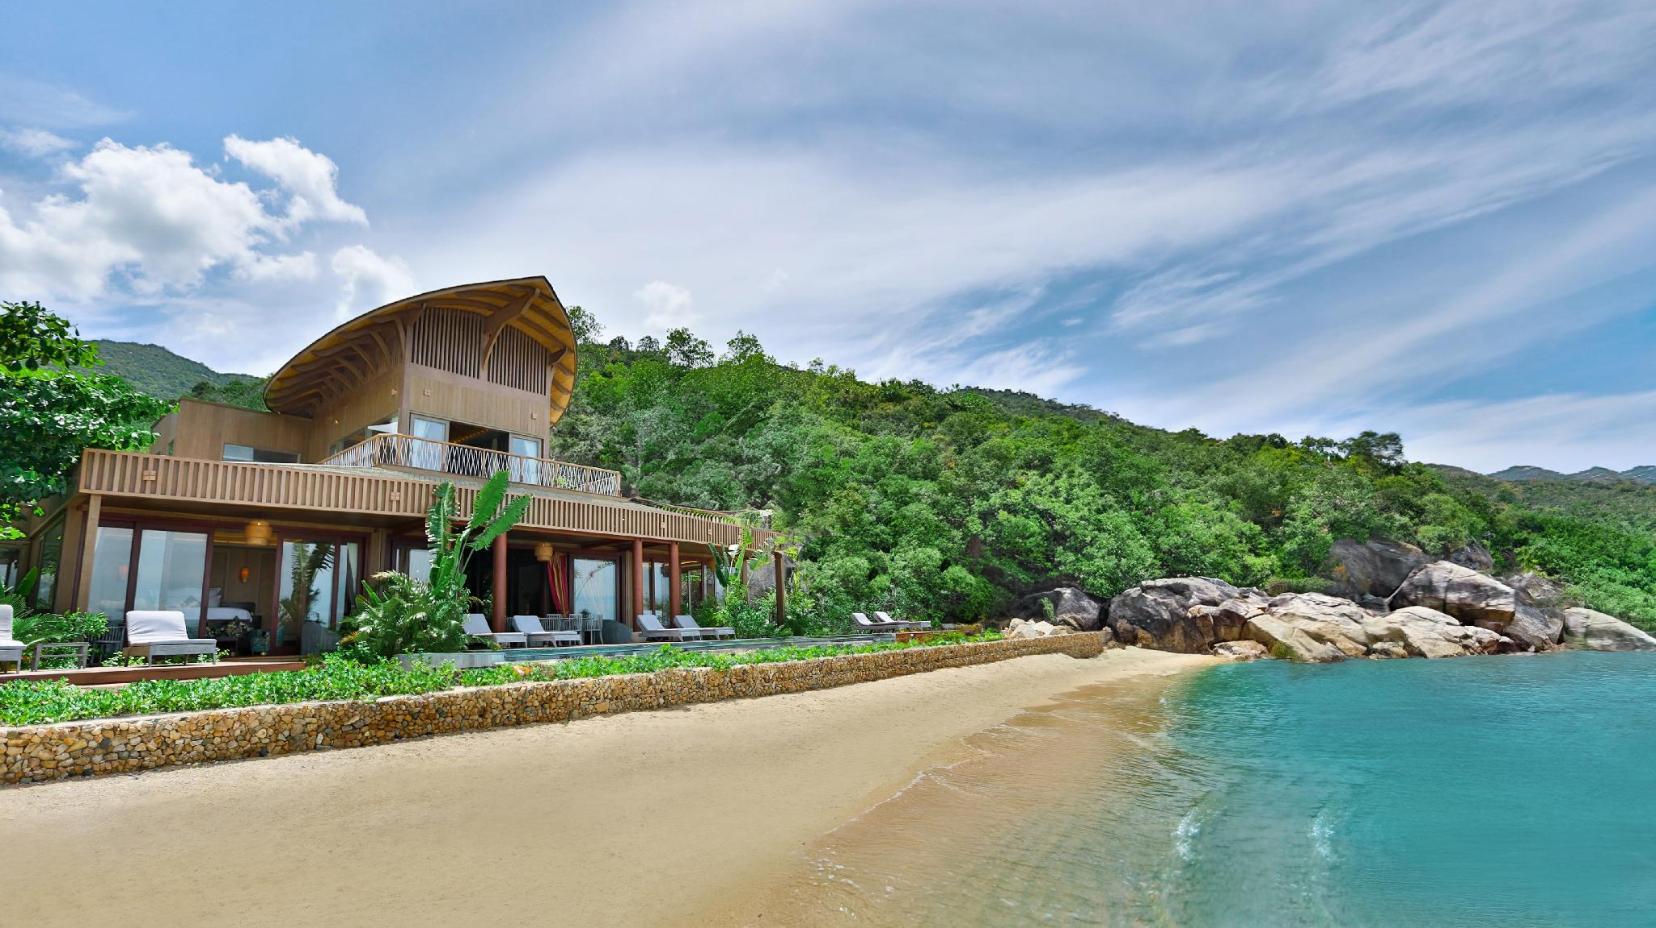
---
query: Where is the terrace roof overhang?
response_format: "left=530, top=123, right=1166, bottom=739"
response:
left=263, top=276, right=579, bottom=424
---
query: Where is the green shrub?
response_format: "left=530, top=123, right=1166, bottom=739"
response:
left=0, top=632, right=1005, bottom=726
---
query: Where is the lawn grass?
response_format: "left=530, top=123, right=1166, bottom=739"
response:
left=0, top=632, right=1000, bottom=727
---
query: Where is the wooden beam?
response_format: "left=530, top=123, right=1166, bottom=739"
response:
left=668, top=540, right=681, bottom=620
left=480, top=291, right=536, bottom=375
left=631, top=538, right=645, bottom=629
left=71, top=493, right=102, bottom=613
left=773, top=550, right=786, bottom=627
left=492, top=531, right=509, bottom=633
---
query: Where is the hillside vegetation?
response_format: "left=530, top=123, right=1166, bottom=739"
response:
left=546, top=319, right=1656, bottom=631
left=91, top=340, right=267, bottom=409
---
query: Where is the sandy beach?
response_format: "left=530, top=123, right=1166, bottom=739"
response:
left=0, top=647, right=1213, bottom=928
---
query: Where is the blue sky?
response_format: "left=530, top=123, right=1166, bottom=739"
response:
left=2, top=1, right=1654, bottom=472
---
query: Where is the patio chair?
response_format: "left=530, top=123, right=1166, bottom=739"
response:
left=875, top=610, right=932, bottom=631
left=673, top=613, right=735, bottom=639
left=124, top=610, right=219, bottom=664
left=851, top=612, right=903, bottom=633
left=512, top=615, right=582, bottom=647
left=0, top=605, right=24, bottom=671
left=463, top=613, right=528, bottom=648
left=637, top=612, right=699, bottom=642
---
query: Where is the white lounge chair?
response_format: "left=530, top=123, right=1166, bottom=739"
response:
left=124, top=610, right=219, bottom=664
left=673, top=614, right=734, bottom=639
left=875, top=611, right=931, bottom=631
left=851, top=612, right=902, bottom=633
left=463, top=613, right=528, bottom=648
left=512, top=615, right=582, bottom=647
left=637, top=612, right=699, bottom=642
left=0, top=605, right=24, bottom=670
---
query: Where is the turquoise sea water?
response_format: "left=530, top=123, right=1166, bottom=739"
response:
left=779, top=652, right=1656, bottom=927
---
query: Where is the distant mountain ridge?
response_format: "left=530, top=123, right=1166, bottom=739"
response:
left=1488, top=464, right=1656, bottom=486
left=90, top=340, right=268, bottom=410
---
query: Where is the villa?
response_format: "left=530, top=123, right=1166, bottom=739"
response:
left=14, top=276, right=781, bottom=656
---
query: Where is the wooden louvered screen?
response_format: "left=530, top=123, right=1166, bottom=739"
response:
left=410, top=309, right=484, bottom=378
left=486, top=326, right=551, bottom=394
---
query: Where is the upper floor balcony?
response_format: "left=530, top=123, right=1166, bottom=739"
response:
left=321, top=433, right=623, bottom=496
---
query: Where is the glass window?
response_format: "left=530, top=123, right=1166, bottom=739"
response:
left=224, top=443, right=300, bottom=463
left=650, top=560, right=672, bottom=614
left=333, top=542, right=360, bottom=627
left=410, top=416, right=448, bottom=471
left=132, top=529, right=209, bottom=634
left=510, top=434, right=543, bottom=485
left=403, top=546, right=435, bottom=581
left=31, top=517, right=66, bottom=610
left=86, top=526, right=135, bottom=627
left=572, top=558, right=617, bottom=621
left=0, top=547, right=19, bottom=589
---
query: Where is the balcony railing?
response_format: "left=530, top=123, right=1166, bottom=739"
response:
left=321, top=433, right=622, bottom=496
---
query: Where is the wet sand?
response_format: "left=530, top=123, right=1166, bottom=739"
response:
left=0, top=647, right=1214, bottom=928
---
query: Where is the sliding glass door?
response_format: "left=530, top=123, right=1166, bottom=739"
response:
left=83, top=523, right=211, bottom=636
left=276, top=538, right=360, bottom=653
left=571, top=557, right=618, bottom=621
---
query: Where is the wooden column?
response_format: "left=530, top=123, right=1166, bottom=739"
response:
left=71, top=494, right=102, bottom=613
left=631, top=538, right=645, bottom=627
left=668, top=541, right=682, bottom=619
left=491, top=531, right=509, bottom=632
left=773, top=550, right=786, bottom=626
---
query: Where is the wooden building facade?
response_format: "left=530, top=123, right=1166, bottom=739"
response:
left=21, top=277, right=779, bottom=654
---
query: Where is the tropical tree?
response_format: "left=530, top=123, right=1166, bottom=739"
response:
left=342, top=471, right=532, bottom=660
left=0, top=301, right=171, bottom=536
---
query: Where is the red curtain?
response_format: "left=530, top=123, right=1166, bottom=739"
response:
left=546, top=554, right=568, bottom=614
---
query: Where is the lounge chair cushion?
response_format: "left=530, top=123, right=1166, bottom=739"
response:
left=126, top=611, right=215, bottom=646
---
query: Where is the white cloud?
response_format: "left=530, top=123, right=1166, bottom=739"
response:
left=235, top=250, right=319, bottom=282
left=635, top=280, right=697, bottom=329
left=225, top=134, right=367, bottom=230
left=0, top=76, right=126, bottom=129
left=331, top=245, right=414, bottom=318
left=0, top=127, right=75, bottom=158
left=0, top=139, right=269, bottom=298
left=0, top=135, right=373, bottom=302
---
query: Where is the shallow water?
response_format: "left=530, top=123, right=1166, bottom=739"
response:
left=757, top=652, right=1656, bottom=927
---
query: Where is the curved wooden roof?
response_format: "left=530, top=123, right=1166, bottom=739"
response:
left=264, top=276, right=577, bottom=423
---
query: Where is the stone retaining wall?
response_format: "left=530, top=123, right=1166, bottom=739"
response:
left=2, top=633, right=1105, bottom=785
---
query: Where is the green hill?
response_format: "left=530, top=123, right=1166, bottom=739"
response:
left=90, top=340, right=267, bottom=409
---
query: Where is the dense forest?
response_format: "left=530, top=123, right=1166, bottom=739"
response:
left=542, top=313, right=1656, bottom=632
left=84, top=308, right=1656, bottom=633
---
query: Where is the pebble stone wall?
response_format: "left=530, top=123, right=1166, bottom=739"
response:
left=2, top=633, right=1106, bottom=785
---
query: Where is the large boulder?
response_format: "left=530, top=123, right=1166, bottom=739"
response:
left=1263, top=593, right=1374, bottom=657
left=1108, top=578, right=1249, bottom=653
left=1362, top=606, right=1502, bottom=658
left=1243, top=614, right=1346, bottom=662
left=1004, top=618, right=1074, bottom=640
left=1325, top=539, right=1430, bottom=600
left=1448, top=542, right=1495, bottom=573
left=1212, top=640, right=1269, bottom=661
left=1562, top=609, right=1656, bottom=651
left=1506, top=605, right=1565, bottom=650
left=1389, top=561, right=1517, bottom=631
left=1013, top=586, right=1105, bottom=631
left=1504, top=573, right=1569, bottom=610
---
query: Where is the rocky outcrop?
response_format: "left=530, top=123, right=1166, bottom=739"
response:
left=1326, top=538, right=1429, bottom=599
left=1013, top=587, right=1105, bottom=631
left=1107, top=578, right=1248, bottom=653
left=1562, top=609, right=1656, bottom=651
left=1389, top=561, right=1519, bottom=632
left=1105, top=560, right=1647, bottom=663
